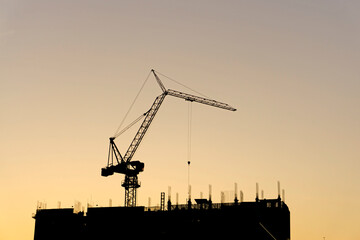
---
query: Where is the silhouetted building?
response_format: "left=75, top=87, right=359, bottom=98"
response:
left=33, top=197, right=290, bottom=239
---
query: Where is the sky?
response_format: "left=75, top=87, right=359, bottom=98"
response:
left=1, top=0, right=359, bottom=239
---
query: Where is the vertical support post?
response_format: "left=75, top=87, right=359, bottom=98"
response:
left=209, top=184, right=212, bottom=209
left=176, top=193, right=179, bottom=209
left=234, top=183, right=239, bottom=205
left=282, top=189, right=285, bottom=202
left=160, top=192, right=165, bottom=211
left=167, top=186, right=172, bottom=211
left=277, top=181, right=281, bottom=200
left=187, top=185, right=192, bottom=210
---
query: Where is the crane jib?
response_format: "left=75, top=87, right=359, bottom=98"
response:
left=166, top=89, right=237, bottom=111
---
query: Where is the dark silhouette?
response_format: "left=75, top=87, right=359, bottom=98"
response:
left=101, top=70, right=236, bottom=207
left=33, top=194, right=290, bottom=240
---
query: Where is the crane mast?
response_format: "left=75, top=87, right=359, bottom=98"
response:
left=102, top=70, right=236, bottom=207
left=102, top=93, right=166, bottom=207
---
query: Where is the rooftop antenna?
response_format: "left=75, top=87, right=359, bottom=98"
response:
left=240, top=190, right=244, bottom=202
left=188, top=185, right=192, bottom=209
left=209, top=184, right=212, bottom=201
left=261, top=190, right=264, bottom=199
left=168, top=186, right=171, bottom=202
left=277, top=181, right=281, bottom=199
left=168, top=186, right=172, bottom=211
left=282, top=189, right=286, bottom=202
left=209, top=184, right=212, bottom=209
left=234, top=183, right=239, bottom=204
left=221, top=191, right=225, bottom=204
left=256, top=183, right=259, bottom=202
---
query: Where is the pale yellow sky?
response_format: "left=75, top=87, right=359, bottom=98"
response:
left=1, top=0, right=360, bottom=239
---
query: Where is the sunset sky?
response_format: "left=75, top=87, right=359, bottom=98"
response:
left=1, top=0, right=360, bottom=239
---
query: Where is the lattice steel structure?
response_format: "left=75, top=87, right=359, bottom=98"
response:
left=101, top=70, right=236, bottom=207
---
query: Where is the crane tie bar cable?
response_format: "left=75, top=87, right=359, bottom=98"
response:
left=113, top=70, right=152, bottom=138
left=113, top=112, right=148, bottom=139
left=154, top=70, right=210, bottom=99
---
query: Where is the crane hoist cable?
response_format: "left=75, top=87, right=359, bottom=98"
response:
left=188, top=101, right=192, bottom=163
left=187, top=101, right=192, bottom=203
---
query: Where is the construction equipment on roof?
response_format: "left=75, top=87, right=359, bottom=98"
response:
left=101, top=69, right=236, bottom=207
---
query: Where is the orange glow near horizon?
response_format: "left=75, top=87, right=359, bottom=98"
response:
left=1, top=1, right=360, bottom=239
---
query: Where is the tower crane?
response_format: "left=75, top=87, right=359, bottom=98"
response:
left=101, top=69, right=236, bottom=207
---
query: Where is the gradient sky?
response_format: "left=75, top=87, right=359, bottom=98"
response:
left=1, top=0, right=360, bottom=239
